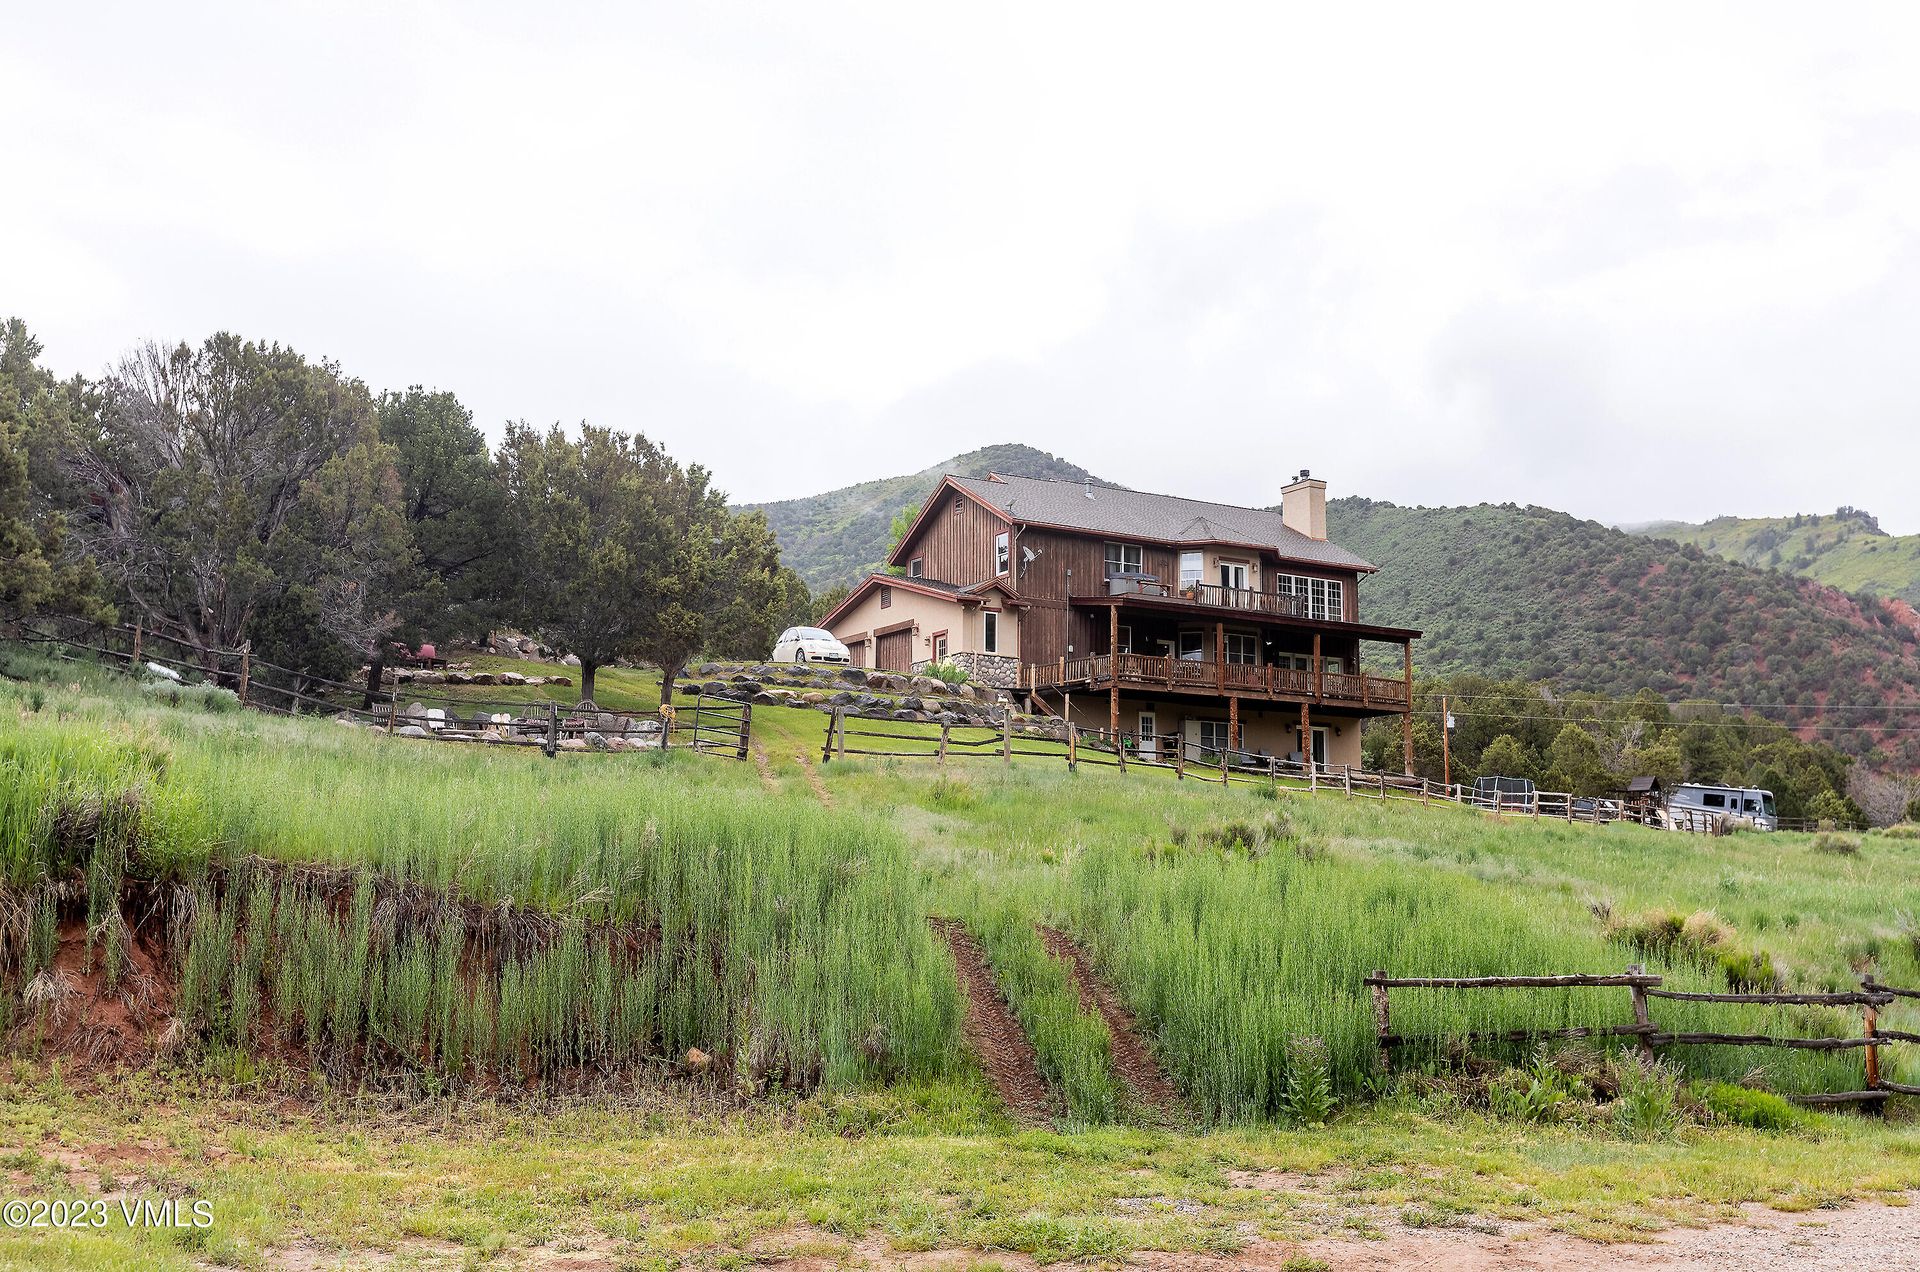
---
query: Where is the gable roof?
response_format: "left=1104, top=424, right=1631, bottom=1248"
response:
left=818, top=572, right=1020, bottom=631
left=947, top=473, right=1377, bottom=572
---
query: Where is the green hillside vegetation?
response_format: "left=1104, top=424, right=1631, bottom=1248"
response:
left=1632, top=508, right=1920, bottom=605
left=1330, top=498, right=1920, bottom=770
left=739, top=443, right=1102, bottom=592
left=9, top=651, right=1920, bottom=1266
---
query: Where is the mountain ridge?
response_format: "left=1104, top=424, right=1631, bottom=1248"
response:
left=1625, top=509, right=1920, bottom=605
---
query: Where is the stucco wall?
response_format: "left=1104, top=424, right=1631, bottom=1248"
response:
left=829, top=582, right=1019, bottom=668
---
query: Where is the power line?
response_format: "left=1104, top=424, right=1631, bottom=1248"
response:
left=1407, top=710, right=1919, bottom=735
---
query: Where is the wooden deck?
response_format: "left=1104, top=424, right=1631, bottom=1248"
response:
left=1024, top=652, right=1410, bottom=711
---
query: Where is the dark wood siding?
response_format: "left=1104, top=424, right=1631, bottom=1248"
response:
left=901, top=487, right=1008, bottom=587
left=875, top=629, right=913, bottom=672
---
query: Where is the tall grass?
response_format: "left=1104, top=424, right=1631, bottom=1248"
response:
left=969, top=900, right=1120, bottom=1124
left=1, top=673, right=961, bottom=1091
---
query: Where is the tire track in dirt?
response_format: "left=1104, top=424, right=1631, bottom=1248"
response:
left=930, top=917, right=1057, bottom=1124
left=794, top=750, right=834, bottom=807
left=749, top=743, right=779, bottom=793
left=1040, top=924, right=1187, bottom=1123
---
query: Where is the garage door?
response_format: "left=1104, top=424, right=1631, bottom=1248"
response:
left=875, top=629, right=912, bottom=673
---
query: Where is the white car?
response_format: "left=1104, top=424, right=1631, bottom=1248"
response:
left=772, top=626, right=851, bottom=664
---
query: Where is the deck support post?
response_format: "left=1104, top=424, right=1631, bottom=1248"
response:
left=1313, top=632, right=1323, bottom=701
left=1300, top=701, right=1312, bottom=774
left=1214, top=622, right=1224, bottom=691
left=1402, top=641, right=1415, bottom=775
left=1228, top=695, right=1240, bottom=752
left=1108, top=604, right=1120, bottom=741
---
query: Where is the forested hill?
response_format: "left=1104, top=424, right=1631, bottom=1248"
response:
left=1331, top=498, right=1920, bottom=766
left=1627, top=509, right=1920, bottom=606
left=740, top=444, right=1103, bottom=591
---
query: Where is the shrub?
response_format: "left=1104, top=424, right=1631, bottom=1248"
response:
left=1280, top=1035, right=1337, bottom=1125
left=1699, top=1082, right=1806, bottom=1131
left=1609, top=908, right=1734, bottom=968
left=1718, top=947, right=1782, bottom=993
left=1881, top=823, right=1920, bottom=841
left=924, top=659, right=969, bottom=687
left=1489, top=1049, right=1588, bottom=1124
left=1610, top=1058, right=1682, bottom=1139
left=1813, top=832, right=1861, bottom=856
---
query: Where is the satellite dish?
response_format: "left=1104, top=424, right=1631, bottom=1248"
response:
left=1021, top=546, right=1037, bottom=563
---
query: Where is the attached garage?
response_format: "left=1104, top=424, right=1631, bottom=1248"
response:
left=874, top=627, right=914, bottom=673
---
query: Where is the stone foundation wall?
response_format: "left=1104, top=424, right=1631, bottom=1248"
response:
left=940, top=651, right=1020, bottom=689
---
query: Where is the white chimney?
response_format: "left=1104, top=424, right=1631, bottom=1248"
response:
left=1281, top=469, right=1327, bottom=541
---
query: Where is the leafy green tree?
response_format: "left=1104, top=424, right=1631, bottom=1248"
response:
left=377, top=387, right=509, bottom=642
left=1906, top=794, right=1920, bottom=824
left=809, top=581, right=851, bottom=625
left=1544, top=723, right=1612, bottom=796
left=882, top=502, right=919, bottom=575
left=1478, top=734, right=1538, bottom=784
left=1807, top=789, right=1853, bottom=826
left=497, top=422, right=670, bottom=705
left=1623, top=738, right=1686, bottom=791
left=640, top=506, right=789, bottom=703
left=64, top=334, right=409, bottom=667
left=0, top=318, right=110, bottom=621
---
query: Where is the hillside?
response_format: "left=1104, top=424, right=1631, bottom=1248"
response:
left=1331, top=498, right=1920, bottom=765
left=740, top=443, right=1103, bottom=591
left=1628, top=509, right=1920, bottom=605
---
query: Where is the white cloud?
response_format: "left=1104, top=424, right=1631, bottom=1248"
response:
left=4, top=0, right=1919, bottom=531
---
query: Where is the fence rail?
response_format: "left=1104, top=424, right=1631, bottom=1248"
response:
left=1365, top=967, right=1913, bottom=1106
left=12, top=618, right=749, bottom=760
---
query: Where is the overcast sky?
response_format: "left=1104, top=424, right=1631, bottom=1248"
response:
left=6, top=2, right=1919, bottom=532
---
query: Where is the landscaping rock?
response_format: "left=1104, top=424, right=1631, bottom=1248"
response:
left=557, top=738, right=588, bottom=751
left=394, top=724, right=431, bottom=738
left=548, top=675, right=571, bottom=687
left=403, top=701, right=429, bottom=719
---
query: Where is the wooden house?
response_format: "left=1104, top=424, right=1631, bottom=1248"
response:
left=821, top=470, right=1422, bottom=770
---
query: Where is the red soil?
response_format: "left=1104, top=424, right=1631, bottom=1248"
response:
left=929, top=918, right=1056, bottom=1124
left=15, top=920, right=177, bottom=1068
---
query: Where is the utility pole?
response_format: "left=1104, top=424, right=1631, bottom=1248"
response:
left=1441, top=695, right=1453, bottom=788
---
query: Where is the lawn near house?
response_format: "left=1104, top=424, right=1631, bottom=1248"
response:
left=5, top=646, right=1920, bottom=1269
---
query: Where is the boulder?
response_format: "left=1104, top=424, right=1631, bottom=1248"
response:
left=838, top=667, right=867, bottom=684
left=445, top=671, right=472, bottom=685
left=900, top=696, right=923, bottom=713
left=800, top=691, right=827, bottom=704
left=909, top=676, right=943, bottom=696
left=891, top=709, right=923, bottom=722
left=548, top=676, right=571, bottom=687
left=584, top=731, right=609, bottom=750
left=751, top=691, right=783, bottom=706
left=403, top=701, right=429, bottom=719
left=557, top=738, right=589, bottom=751
left=560, top=654, right=581, bottom=667
left=865, top=673, right=892, bottom=691
left=828, top=690, right=856, bottom=706
left=394, top=724, right=432, bottom=738
left=498, top=672, right=527, bottom=686
left=470, top=672, right=495, bottom=685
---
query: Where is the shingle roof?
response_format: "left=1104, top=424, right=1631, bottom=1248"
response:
left=950, top=473, right=1377, bottom=572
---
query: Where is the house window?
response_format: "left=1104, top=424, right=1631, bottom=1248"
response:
left=995, top=532, right=1010, bottom=576
left=1198, top=719, right=1231, bottom=756
left=909, top=557, right=924, bottom=578
left=1104, top=542, right=1143, bottom=576
left=880, top=585, right=892, bottom=609
left=1177, top=630, right=1206, bottom=661
left=1276, top=574, right=1345, bottom=621
left=932, top=631, right=948, bottom=661
left=1224, top=633, right=1257, bottom=664
left=983, top=610, right=999, bottom=653
left=1117, top=625, right=1133, bottom=654
left=1179, top=551, right=1203, bottom=589
left=1218, top=561, right=1249, bottom=592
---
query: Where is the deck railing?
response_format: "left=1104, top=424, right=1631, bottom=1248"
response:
left=1025, top=653, right=1409, bottom=708
left=1100, top=578, right=1347, bottom=622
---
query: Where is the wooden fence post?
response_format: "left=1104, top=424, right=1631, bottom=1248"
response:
left=1370, top=969, right=1391, bottom=1073
left=1115, top=729, right=1126, bottom=773
left=1067, top=722, right=1078, bottom=772
left=386, top=696, right=399, bottom=734
left=545, top=701, right=559, bottom=758
left=1002, top=711, right=1012, bottom=766
left=736, top=702, right=752, bottom=761
left=1174, top=738, right=1185, bottom=780
left=1864, top=976, right=1882, bottom=1101
left=1344, top=767, right=1353, bottom=798
left=1627, top=964, right=1656, bottom=1061
left=131, top=624, right=143, bottom=670
left=661, top=702, right=674, bottom=751
left=237, top=641, right=251, bottom=705
left=823, top=710, right=838, bottom=764
left=937, top=722, right=949, bottom=767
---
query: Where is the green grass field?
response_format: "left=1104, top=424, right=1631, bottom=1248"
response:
left=6, top=646, right=1920, bottom=1268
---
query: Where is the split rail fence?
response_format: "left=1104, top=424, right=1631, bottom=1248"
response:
left=820, top=711, right=1712, bottom=831
left=13, top=619, right=750, bottom=760
left=1365, top=968, right=1920, bottom=1106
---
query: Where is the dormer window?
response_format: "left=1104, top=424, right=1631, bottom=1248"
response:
left=909, top=558, right=924, bottom=578
left=994, top=532, right=1010, bottom=577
